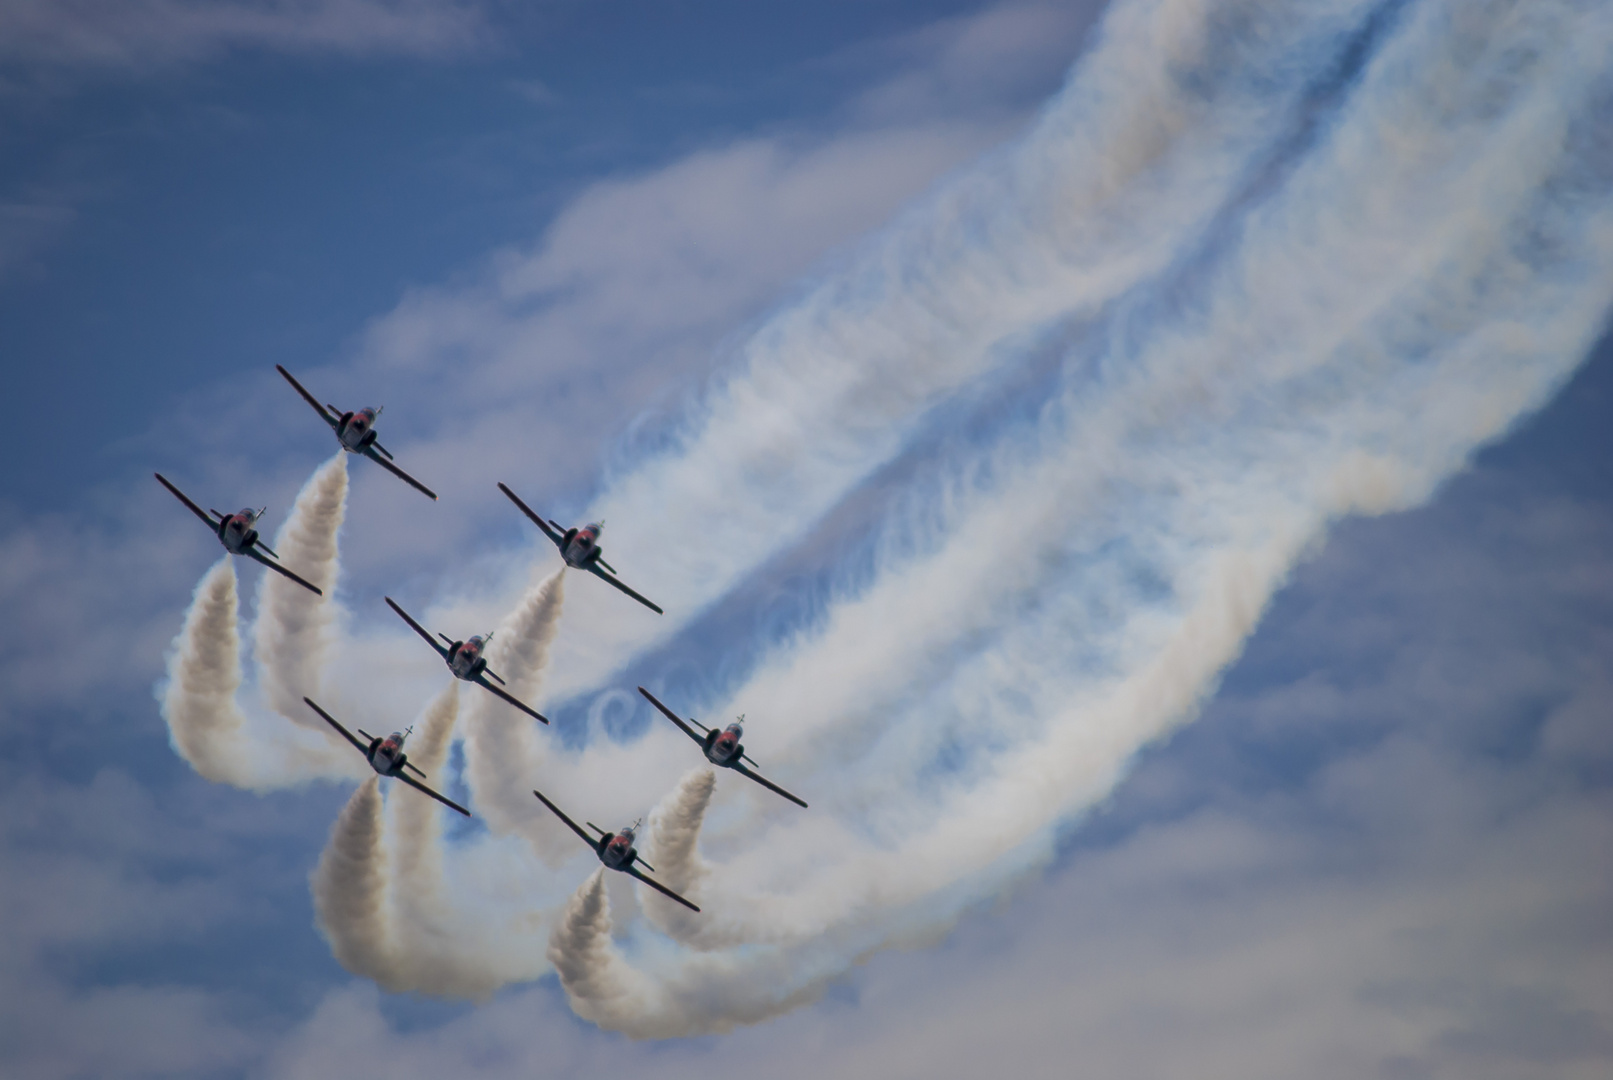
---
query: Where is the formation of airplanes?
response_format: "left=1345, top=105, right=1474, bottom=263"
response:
left=154, top=366, right=808, bottom=917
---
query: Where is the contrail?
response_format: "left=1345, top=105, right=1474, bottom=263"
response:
left=385, top=681, right=462, bottom=991
left=369, top=681, right=561, bottom=997
left=162, top=560, right=255, bottom=787
left=385, top=681, right=538, bottom=999
left=310, top=776, right=402, bottom=988
left=530, top=0, right=1613, bottom=1034
left=639, top=768, right=715, bottom=945
left=462, top=568, right=568, bottom=857
left=547, top=871, right=659, bottom=1030
left=537, top=0, right=1388, bottom=701
left=157, top=0, right=1613, bottom=1034
left=161, top=557, right=351, bottom=789
left=254, top=454, right=347, bottom=725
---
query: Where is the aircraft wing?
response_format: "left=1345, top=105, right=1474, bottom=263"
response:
left=302, top=697, right=371, bottom=756
left=154, top=473, right=220, bottom=531
left=397, top=771, right=472, bottom=817
left=385, top=597, right=450, bottom=659
left=585, top=563, right=664, bottom=614
left=276, top=365, right=340, bottom=431
left=730, top=760, right=808, bottom=809
left=496, top=483, right=567, bottom=550
left=625, top=864, right=700, bottom=913
left=532, top=788, right=600, bottom=850
left=473, top=674, right=550, bottom=724
left=637, top=687, right=707, bottom=746
left=362, top=445, right=438, bottom=500
left=244, top=546, right=323, bottom=595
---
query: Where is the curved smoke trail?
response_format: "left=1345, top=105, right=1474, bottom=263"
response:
left=162, top=557, right=351, bottom=789
left=385, top=681, right=543, bottom=998
left=157, top=0, right=1613, bottom=1037
left=385, top=681, right=462, bottom=991
left=540, top=0, right=1388, bottom=699
left=547, top=871, right=658, bottom=1029
left=162, top=560, right=255, bottom=786
left=462, top=569, right=567, bottom=855
left=640, top=769, right=715, bottom=945
left=255, top=454, right=347, bottom=725
left=530, top=0, right=1613, bottom=1035
left=311, top=776, right=401, bottom=988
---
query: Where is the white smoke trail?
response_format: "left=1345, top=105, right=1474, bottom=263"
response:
left=254, top=454, right=347, bottom=725
left=162, top=557, right=354, bottom=789
left=162, top=560, right=256, bottom=786
left=157, top=0, right=1613, bottom=1036
left=640, top=769, right=715, bottom=945
left=547, top=871, right=658, bottom=1028
left=462, top=569, right=567, bottom=856
left=384, top=682, right=468, bottom=992
left=534, top=0, right=1613, bottom=1033
left=310, top=776, right=401, bottom=988
left=381, top=681, right=545, bottom=997
left=539, top=0, right=1388, bottom=699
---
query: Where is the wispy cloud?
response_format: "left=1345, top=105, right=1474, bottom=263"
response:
left=0, top=0, right=491, bottom=75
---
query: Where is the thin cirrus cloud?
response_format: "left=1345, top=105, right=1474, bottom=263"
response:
left=0, top=0, right=491, bottom=73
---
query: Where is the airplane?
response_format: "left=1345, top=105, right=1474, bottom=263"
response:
left=638, top=687, right=807, bottom=808
left=303, top=697, right=470, bottom=816
left=155, top=473, right=323, bottom=596
left=497, top=482, right=663, bottom=614
left=531, top=788, right=699, bottom=912
left=276, top=364, right=438, bottom=501
left=384, top=597, right=549, bottom=724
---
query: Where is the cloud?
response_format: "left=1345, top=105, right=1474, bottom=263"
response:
left=0, top=0, right=490, bottom=75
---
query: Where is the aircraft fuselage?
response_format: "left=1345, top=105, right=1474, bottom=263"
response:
left=217, top=510, right=261, bottom=554
left=704, top=723, right=744, bottom=766
left=367, top=732, right=408, bottom=777
left=560, top=524, right=603, bottom=569
left=599, top=830, right=637, bottom=870
left=336, top=407, right=380, bottom=452
left=447, top=636, right=488, bottom=681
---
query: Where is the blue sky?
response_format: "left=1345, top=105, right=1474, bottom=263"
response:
left=1, top=1, right=1610, bottom=1077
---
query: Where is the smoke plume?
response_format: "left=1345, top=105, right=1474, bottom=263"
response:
left=538, top=0, right=1392, bottom=700
left=255, top=454, right=347, bottom=724
left=640, top=769, right=715, bottom=944
left=384, top=681, right=527, bottom=998
left=463, top=569, right=566, bottom=852
left=162, top=560, right=255, bottom=786
left=310, top=776, right=400, bottom=987
left=547, top=871, right=658, bottom=1029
